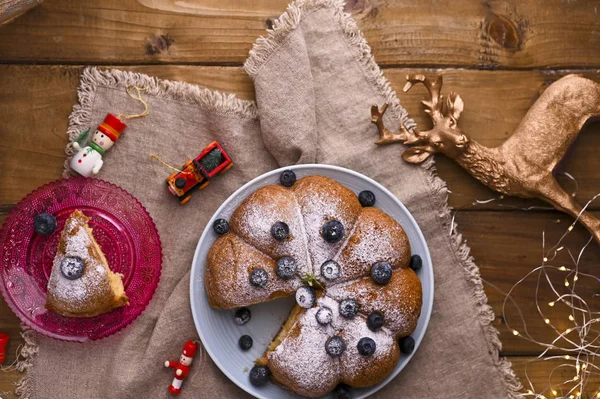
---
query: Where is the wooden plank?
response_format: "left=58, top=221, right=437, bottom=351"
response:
left=458, top=210, right=600, bottom=356
left=509, top=356, right=600, bottom=398
left=1, top=65, right=599, bottom=210
left=0, top=0, right=599, bottom=68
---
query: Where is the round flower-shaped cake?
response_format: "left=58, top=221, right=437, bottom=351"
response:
left=204, top=175, right=422, bottom=397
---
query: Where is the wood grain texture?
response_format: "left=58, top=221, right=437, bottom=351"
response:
left=0, top=0, right=599, bottom=67
left=0, top=0, right=42, bottom=25
left=510, top=356, right=600, bottom=398
left=1, top=65, right=598, bottom=210
left=0, top=51, right=600, bottom=398
left=458, top=210, right=600, bottom=355
left=1, top=67, right=599, bottom=356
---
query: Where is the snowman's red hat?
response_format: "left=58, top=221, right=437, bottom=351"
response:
left=98, top=114, right=127, bottom=142
left=182, top=341, right=198, bottom=358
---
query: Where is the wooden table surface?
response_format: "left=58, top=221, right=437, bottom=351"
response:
left=0, top=0, right=599, bottom=396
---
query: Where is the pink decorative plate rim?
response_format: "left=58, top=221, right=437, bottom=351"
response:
left=0, top=177, right=162, bottom=342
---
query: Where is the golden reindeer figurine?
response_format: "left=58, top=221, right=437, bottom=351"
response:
left=371, top=74, right=600, bottom=244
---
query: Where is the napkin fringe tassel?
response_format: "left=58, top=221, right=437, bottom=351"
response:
left=14, top=326, right=37, bottom=399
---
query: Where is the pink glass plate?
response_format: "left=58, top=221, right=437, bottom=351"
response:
left=0, top=178, right=162, bottom=342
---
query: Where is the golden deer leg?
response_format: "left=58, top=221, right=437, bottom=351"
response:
left=541, top=179, right=600, bottom=245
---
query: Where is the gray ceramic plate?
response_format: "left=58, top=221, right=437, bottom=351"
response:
left=190, top=164, right=434, bottom=399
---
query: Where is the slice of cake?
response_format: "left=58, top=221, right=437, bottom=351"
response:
left=45, top=210, right=128, bottom=317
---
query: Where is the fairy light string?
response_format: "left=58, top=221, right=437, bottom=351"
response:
left=447, top=175, right=599, bottom=398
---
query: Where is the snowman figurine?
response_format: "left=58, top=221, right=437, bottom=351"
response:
left=70, top=114, right=127, bottom=177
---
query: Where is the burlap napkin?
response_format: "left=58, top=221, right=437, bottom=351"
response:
left=17, top=0, right=522, bottom=398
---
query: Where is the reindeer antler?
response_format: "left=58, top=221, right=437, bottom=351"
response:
left=404, top=74, right=444, bottom=121
left=370, top=104, right=419, bottom=145
left=371, top=74, right=447, bottom=146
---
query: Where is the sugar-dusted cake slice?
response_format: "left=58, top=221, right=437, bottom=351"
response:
left=45, top=210, right=129, bottom=317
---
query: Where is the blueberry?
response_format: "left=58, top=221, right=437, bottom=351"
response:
left=279, top=170, right=297, bottom=187
left=33, top=213, right=57, bottom=236
left=410, top=254, right=423, bottom=271
left=367, top=311, right=384, bottom=331
left=212, top=218, right=230, bottom=235
left=249, top=365, right=270, bottom=387
left=325, top=336, right=346, bottom=357
left=399, top=336, right=415, bottom=354
left=370, top=262, right=392, bottom=285
left=358, top=190, right=376, bottom=207
left=60, top=256, right=85, bottom=280
left=234, top=307, right=251, bottom=325
left=321, top=220, right=344, bottom=243
left=249, top=269, right=268, bottom=287
left=316, top=306, right=333, bottom=325
left=276, top=257, right=298, bottom=280
left=357, top=337, right=376, bottom=356
left=295, top=286, right=316, bottom=308
left=270, top=221, right=289, bottom=241
left=339, top=299, right=359, bottom=319
left=334, top=383, right=352, bottom=399
left=239, top=335, right=253, bottom=350
left=320, top=260, right=340, bottom=281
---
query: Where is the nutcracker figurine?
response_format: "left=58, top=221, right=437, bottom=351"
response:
left=70, top=114, right=127, bottom=177
left=164, top=341, right=198, bottom=395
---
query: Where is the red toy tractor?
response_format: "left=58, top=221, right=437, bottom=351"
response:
left=166, top=141, right=233, bottom=204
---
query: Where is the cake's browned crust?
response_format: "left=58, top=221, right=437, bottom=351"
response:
left=45, top=210, right=128, bottom=318
left=205, top=233, right=297, bottom=309
left=291, top=176, right=363, bottom=270
left=204, top=175, right=423, bottom=396
left=338, top=317, right=400, bottom=388
left=337, top=207, right=410, bottom=283
left=326, top=268, right=423, bottom=337
left=230, top=184, right=310, bottom=275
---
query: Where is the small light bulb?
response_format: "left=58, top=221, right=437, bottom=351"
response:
left=549, top=302, right=555, bottom=307
left=565, top=328, right=572, bottom=334
left=512, top=330, right=519, bottom=336
left=569, top=315, right=575, bottom=321
left=568, top=225, right=574, bottom=231
left=552, top=390, right=557, bottom=396
left=596, top=392, right=600, bottom=398
left=565, top=355, right=571, bottom=360
left=543, top=257, right=548, bottom=262
left=527, top=390, right=533, bottom=394
left=565, top=280, right=570, bottom=287
left=573, top=375, right=579, bottom=381
left=582, top=363, right=587, bottom=370
left=573, top=275, right=578, bottom=281
left=576, top=364, right=580, bottom=372
left=559, top=266, right=567, bottom=271
left=545, top=318, right=550, bottom=324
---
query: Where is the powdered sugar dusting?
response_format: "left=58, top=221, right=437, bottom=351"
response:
left=291, top=176, right=362, bottom=277
left=231, top=185, right=311, bottom=276
left=269, top=296, right=342, bottom=396
left=326, top=270, right=422, bottom=336
left=336, top=207, right=410, bottom=283
left=46, top=213, right=111, bottom=311
left=339, top=315, right=397, bottom=383
left=205, top=175, right=422, bottom=393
